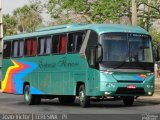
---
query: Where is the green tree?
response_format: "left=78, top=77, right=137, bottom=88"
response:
left=137, top=0, right=160, bottom=31
left=47, top=0, right=131, bottom=24
left=47, top=0, right=160, bottom=28
left=3, top=14, right=17, bottom=36
left=13, top=3, right=43, bottom=33
left=149, top=28, right=160, bottom=61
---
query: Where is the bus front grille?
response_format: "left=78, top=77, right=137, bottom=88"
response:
left=117, top=80, right=143, bottom=83
left=115, top=87, right=145, bottom=95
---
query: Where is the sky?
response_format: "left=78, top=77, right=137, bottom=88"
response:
left=2, top=0, right=29, bottom=14
left=1, top=0, right=51, bottom=24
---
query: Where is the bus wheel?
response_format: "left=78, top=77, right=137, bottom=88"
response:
left=79, top=85, right=90, bottom=107
left=24, top=85, right=41, bottom=105
left=58, top=96, right=75, bottom=105
left=123, top=96, right=134, bottom=106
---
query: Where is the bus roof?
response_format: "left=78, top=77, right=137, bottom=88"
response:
left=3, top=24, right=149, bottom=41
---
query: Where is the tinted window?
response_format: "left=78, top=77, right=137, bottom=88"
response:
left=25, top=38, right=37, bottom=56
left=19, top=41, right=24, bottom=56
left=52, top=35, right=60, bottom=54
left=52, top=34, right=67, bottom=54
left=59, top=35, right=67, bottom=54
left=12, top=40, right=24, bottom=57
left=3, top=41, right=11, bottom=58
left=67, top=33, right=74, bottom=53
left=38, top=36, right=52, bottom=55
left=67, top=31, right=86, bottom=53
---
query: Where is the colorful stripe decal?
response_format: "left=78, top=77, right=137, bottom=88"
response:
left=134, top=74, right=147, bottom=81
left=2, top=59, right=43, bottom=94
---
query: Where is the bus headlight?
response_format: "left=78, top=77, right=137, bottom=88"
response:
left=147, top=85, right=154, bottom=88
left=147, top=72, right=154, bottom=76
left=104, top=71, right=113, bottom=75
left=106, top=83, right=115, bottom=88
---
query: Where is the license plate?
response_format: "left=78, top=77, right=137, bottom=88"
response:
left=127, top=85, right=136, bottom=89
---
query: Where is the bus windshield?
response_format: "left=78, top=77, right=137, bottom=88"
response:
left=100, top=33, right=153, bottom=70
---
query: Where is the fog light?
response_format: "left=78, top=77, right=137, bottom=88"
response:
left=105, top=92, right=111, bottom=95
left=148, top=92, right=152, bottom=95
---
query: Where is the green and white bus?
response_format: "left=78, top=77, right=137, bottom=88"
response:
left=1, top=24, right=154, bottom=107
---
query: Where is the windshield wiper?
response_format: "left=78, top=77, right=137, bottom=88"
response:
left=113, top=56, right=130, bottom=69
left=114, top=53, right=130, bottom=69
left=130, top=54, right=147, bottom=70
left=113, top=61, right=127, bottom=69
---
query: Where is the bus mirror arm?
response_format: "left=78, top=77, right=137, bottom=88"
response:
left=96, top=44, right=103, bottom=62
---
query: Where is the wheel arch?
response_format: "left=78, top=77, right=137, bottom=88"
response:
left=23, top=82, right=30, bottom=94
left=76, top=81, right=85, bottom=96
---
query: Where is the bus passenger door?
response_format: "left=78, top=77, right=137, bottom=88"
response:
left=86, top=47, right=96, bottom=95
left=87, top=68, right=95, bottom=95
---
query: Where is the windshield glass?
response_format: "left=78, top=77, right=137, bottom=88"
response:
left=100, top=33, right=128, bottom=62
left=128, top=34, right=153, bottom=62
left=100, top=33, right=153, bottom=63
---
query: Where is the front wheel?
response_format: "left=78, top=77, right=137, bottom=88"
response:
left=24, top=85, right=41, bottom=105
left=79, top=85, right=90, bottom=107
left=123, top=96, right=134, bottom=106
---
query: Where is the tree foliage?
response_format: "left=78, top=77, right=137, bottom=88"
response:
left=149, top=28, right=160, bottom=61
left=3, top=14, right=17, bottom=36
left=137, top=0, right=160, bottom=31
left=47, top=0, right=160, bottom=60
left=3, top=0, right=160, bottom=60
left=3, top=2, right=43, bottom=36
left=47, top=0, right=131, bottom=24
left=13, top=3, right=42, bottom=33
left=47, top=0, right=160, bottom=28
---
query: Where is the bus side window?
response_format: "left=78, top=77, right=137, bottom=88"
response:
left=19, top=40, right=24, bottom=57
left=67, top=31, right=86, bottom=53
left=59, top=35, right=67, bottom=54
left=25, top=39, right=31, bottom=56
left=3, top=41, right=11, bottom=58
left=46, top=37, right=52, bottom=54
left=31, top=39, right=37, bottom=56
left=25, top=38, right=37, bottom=56
left=67, top=33, right=74, bottom=53
left=12, top=41, right=19, bottom=57
left=38, top=36, right=52, bottom=55
left=52, top=35, right=60, bottom=54
left=74, top=32, right=86, bottom=52
left=38, top=38, right=45, bottom=55
left=12, top=40, right=24, bottom=58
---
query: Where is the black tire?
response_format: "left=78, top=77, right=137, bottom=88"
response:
left=24, top=85, right=41, bottom=105
left=58, top=96, right=75, bottom=105
left=79, top=85, right=90, bottom=107
left=123, top=96, right=134, bottom=106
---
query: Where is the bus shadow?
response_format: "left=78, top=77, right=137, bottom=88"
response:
left=17, top=99, right=160, bottom=108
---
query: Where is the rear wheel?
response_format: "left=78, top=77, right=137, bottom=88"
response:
left=24, top=85, right=41, bottom=105
left=58, top=96, right=75, bottom=105
left=79, top=85, right=90, bottom=107
left=123, top=96, right=134, bottom=106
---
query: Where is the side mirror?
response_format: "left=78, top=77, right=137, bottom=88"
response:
left=96, top=44, right=103, bottom=61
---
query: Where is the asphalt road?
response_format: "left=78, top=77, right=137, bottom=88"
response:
left=0, top=92, right=160, bottom=120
